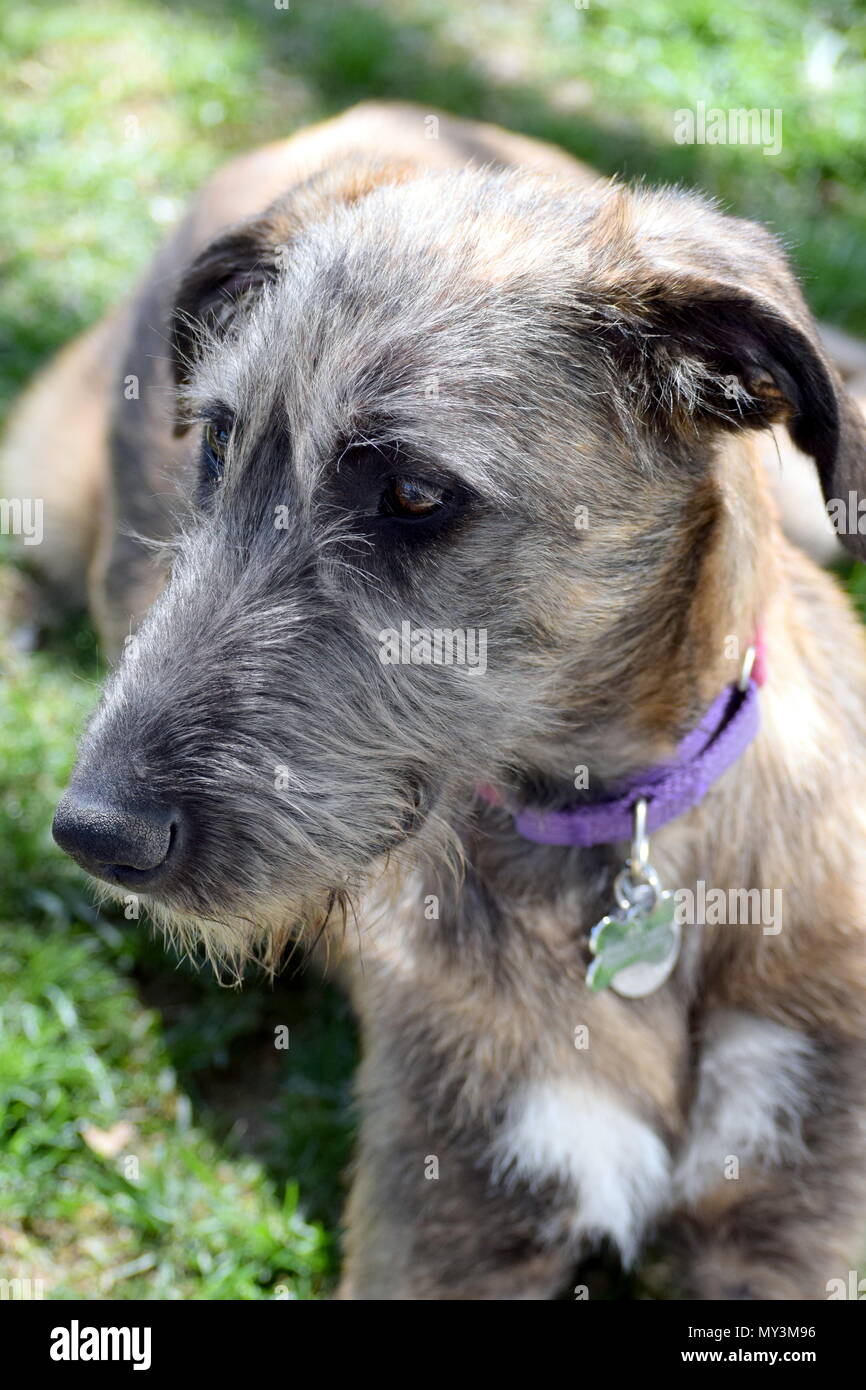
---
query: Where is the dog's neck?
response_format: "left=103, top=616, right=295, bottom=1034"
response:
left=494, top=655, right=762, bottom=846
left=465, top=433, right=783, bottom=897
left=509, top=435, right=777, bottom=802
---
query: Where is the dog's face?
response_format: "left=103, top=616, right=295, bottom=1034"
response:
left=53, top=165, right=866, bottom=969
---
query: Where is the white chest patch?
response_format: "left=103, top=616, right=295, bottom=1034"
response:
left=673, top=1010, right=815, bottom=1205
left=493, top=1013, right=815, bottom=1267
left=492, top=1078, right=671, bottom=1266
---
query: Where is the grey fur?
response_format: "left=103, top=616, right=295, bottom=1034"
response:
left=9, top=105, right=866, bottom=1297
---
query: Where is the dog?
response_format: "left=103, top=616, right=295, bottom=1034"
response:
left=4, top=102, right=866, bottom=1300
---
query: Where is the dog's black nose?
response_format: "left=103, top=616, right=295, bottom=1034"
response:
left=52, top=790, right=179, bottom=890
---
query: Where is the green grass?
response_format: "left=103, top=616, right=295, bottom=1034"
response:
left=3, top=0, right=866, bottom=416
left=0, top=616, right=355, bottom=1298
left=2, top=0, right=865, bottom=1299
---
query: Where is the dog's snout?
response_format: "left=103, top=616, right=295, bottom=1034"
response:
left=52, top=789, right=179, bottom=890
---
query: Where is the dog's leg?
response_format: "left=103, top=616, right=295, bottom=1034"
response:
left=337, top=865, right=684, bottom=1300
left=338, top=1079, right=578, bottom=1300
left=670, top=1012, right=866, bottom=1299
left=337, top=1008, right=591, bottom=1302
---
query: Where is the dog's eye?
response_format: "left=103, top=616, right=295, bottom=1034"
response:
left=380, top=476, right=451, bottom=520
left=205, top=421, right=230, bottom=457
left=201, top=415, right=233, bottom=486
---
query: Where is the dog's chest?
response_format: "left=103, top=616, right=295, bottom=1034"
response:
left=492, top=1011, right=816, bottom=1265
left=493, top=1077, right=672, bottom=1264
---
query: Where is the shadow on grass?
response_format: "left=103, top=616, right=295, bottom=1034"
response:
left=130, top=932, right=358, bottom=1242
left=147, top=0, right=866, bottom=320
left=6, top=0, right=866, bottom=402
left=137, top=0, right=786, bottom=202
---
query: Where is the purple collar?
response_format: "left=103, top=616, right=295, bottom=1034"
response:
left=479, top=648, right=765, bottom=849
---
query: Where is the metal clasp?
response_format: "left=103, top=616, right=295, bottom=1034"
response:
left=738, top=643, right=757, bottom=692
left=628, top=795, right=649, bottom=878
left=614, top=797, right=662, bottom=910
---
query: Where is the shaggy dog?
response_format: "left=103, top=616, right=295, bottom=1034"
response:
left=4, top=103, right=866, bottom=1299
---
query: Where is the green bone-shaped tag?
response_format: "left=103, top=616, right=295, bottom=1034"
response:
left=586, top=890, right=679, bottom=995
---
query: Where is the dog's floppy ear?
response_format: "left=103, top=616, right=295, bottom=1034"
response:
left=592, top=188, right=866, bottom=558
left=168, top=221, right=280, bottom=409
left=168, top=156, right=420, bottom=432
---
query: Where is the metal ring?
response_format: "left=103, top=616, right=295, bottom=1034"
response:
left=614, top=862, right=661, bottom=912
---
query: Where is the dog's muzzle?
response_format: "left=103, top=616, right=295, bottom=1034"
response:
left=52, top=786, right=182, bottom=892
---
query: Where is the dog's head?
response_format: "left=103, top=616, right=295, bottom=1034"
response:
left=53, top=161, right=866, bottom=970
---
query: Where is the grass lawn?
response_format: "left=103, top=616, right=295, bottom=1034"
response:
left=1, top=0, right=865, bottom=1298
left=0, top=607, right=356, bottom=1297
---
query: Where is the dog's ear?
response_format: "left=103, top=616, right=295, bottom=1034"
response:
left=168, top=157, right=419, bottom=432
left=591, top=189, right=866, bottom=558
left=168, top=222, right=280, bottom=410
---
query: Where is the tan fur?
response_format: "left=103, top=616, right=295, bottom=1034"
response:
left=1, top=311, right=123, bottom=608
left=7, top=102, right=866, bottom=1300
